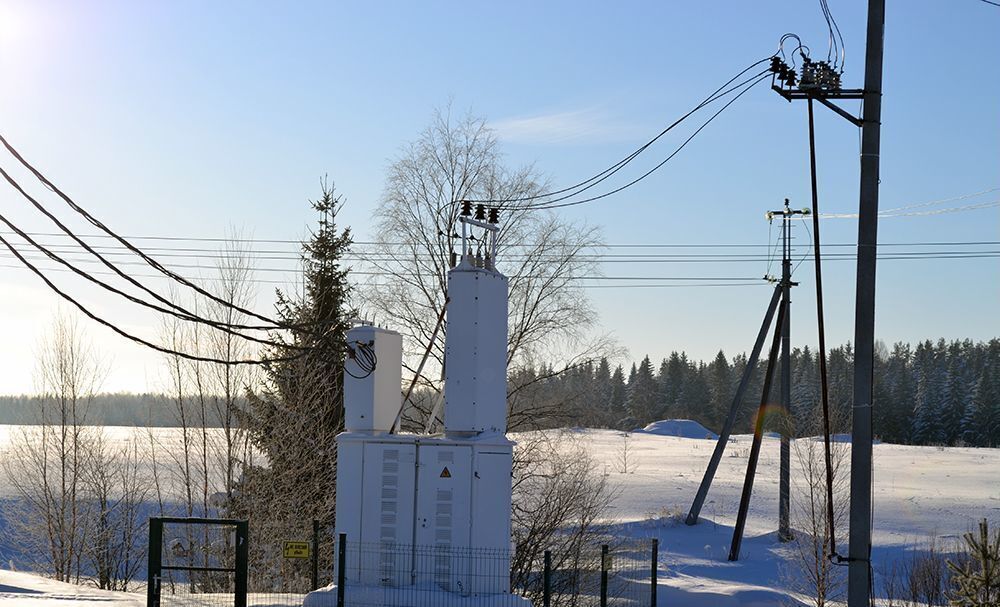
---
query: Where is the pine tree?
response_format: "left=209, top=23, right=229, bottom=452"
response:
left=947, top=519, right=1000, bottom=606
left=233, top=181, right=354, bottom=548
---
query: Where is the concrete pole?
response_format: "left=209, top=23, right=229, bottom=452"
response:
left=779, top=209, right=792, bottom=542
left=686, top=284, right=782, bottom=526
left=848, top=0, right=886, bottom=604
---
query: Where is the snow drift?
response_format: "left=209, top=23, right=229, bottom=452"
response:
left=638, top=419, right=719, bottom=440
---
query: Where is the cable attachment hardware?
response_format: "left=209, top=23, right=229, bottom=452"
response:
left=345, top=339, right=378, bottom=379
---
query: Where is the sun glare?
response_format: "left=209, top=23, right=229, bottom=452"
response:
left=0, top=4, right=25, bottom=48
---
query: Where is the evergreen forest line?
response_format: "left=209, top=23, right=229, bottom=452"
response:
left=1, top=338, right=998, bottom=448
left=517, top=338, right=1000, bottom=447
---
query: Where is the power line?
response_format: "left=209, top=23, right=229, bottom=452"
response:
left=521, top=74, right=771, bottom=211
left=0, top=232, right=302, bottom=365
left=467, top=57, right=774, bottom=205
left=0, top=132, right=293, bottom=330
left=4, top=248, right=999, bottom=273
left=2, top=230, right=996, bottom=250
left=822, top=199, right=1000, bottom=219
left=0, top=193, right=318, bottom=353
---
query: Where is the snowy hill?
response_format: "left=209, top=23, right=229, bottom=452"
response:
left=636, top=419, right=719, bottom=440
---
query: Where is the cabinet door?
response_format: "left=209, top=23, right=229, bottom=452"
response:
left=414, top=445, right=472, bottom=592
left=360, top=443, right=416, bottom=586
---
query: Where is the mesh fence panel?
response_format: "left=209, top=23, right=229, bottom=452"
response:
left=326, top=541, right=520, bottom=607
left=245, top=521, right=324, bottom=607
left=309, top=538, right=656, bottom=607
left=157, top=520, right=239, bottom=607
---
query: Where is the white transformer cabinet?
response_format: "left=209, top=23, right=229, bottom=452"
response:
left=343, top=325, right=402, bottom=433
left=333, top=211, right=516, bottom=600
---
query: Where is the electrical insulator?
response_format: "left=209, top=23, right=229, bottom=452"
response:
left=488, top=207, right=499, bottom=224
left=799, top=59, right=819, bottom=90
left=461, top=200, right=473, bottom=217
left=474, top=204, right=486, bottom=221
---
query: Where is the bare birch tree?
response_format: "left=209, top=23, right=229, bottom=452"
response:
left=364, top=107, right=608, bottom=431
left=786, top=409, right=851, bottom=606
left=510, top=431, right=618, bottom=606
left=81, top=431, right=150, bottom=591
left=1, top=309, right=106, bottom=582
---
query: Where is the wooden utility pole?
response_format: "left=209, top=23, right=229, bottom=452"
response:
left=848, top=0, right=886, bottom=604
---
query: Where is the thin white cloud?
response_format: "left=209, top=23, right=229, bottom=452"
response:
left=491, top=107, right=638, bottom=145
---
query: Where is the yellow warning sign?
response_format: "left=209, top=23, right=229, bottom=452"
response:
left=283, top=541, right=310, bottom=559
left=440, top=467, right=452, bottom=478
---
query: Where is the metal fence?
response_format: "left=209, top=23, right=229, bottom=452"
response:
left=514, top=538, right=657, bottom=607
left=310, top=535, right=658, bottom=607
left=148, top=521, right=658, bottom=607
left=150, top=518, right=330, bottom=607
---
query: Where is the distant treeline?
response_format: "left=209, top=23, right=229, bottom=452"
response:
left=513, top=338, right=1000, bottom=447
left=3, top=338, right=997, bottom=447
left=0, top=392, right=233, bottom=427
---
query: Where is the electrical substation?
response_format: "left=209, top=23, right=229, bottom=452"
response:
left=333, top=206, right=519, bottom=600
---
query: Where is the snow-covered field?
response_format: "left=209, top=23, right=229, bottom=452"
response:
left=1, top=423, right=998, bottom=605
left=0, top=569, right=143, bottom=606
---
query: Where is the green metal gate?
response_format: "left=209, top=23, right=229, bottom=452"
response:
left=147, top=517, right=249, bottom=607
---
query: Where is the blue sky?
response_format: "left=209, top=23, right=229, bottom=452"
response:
left=0, top=0, right=997, bottom=394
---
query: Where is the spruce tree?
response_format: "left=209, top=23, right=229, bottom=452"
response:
left=791, top=346, right=819, bottom=435
left=942, top=354, right=971, bottom=445
left=627, top=356, right=659, bottom=424
left=593, top=358, right=613, bottom=426
left=913, top=341, right=950, bottom=445
left=678, top=362, right=711, bottom=426
left=962, top=369, right=999, bottom=447
left=233, top=181, right=354, bottom=561
left=609, top=365, right=628, bottom=427
left=947, top=519, right=1000, bottom=606
left=661, top=352, right=687, bottom=417
left=706, top=350, right=733, bottom=430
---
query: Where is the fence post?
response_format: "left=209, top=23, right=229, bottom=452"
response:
left=543, top=550, right=551, bottom=607
left=650, top=539, right=658, bottom=607
left=311, top=519, right=320, bottom=591
left=147, top=518, right=162, bottom=607
left=337, top=533, right=346, bottom=607
left=234, top=520, right=249, bottom=607
left=600, top=544, right=609, bottom=607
